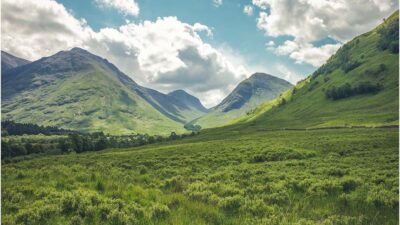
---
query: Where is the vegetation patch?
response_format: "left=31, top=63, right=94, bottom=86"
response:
left=325, top=82, right=382, bottom=100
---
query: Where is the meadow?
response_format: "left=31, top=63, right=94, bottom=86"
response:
left=2, top=127, right=398, bottom=225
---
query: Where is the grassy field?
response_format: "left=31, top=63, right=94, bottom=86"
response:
left=2, top=127, right=398, bottom=225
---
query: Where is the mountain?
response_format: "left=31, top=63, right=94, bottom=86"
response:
left=234, top=11, right=399, bottom=129
left=190, top=73, right=292, bottom=128
left=168, top=90, right=208, bottom=113
left=1, top=47, right=206, bottom=134
left=1, top=51, right=30, bottom=72
left=128, top=87, right=208, bottom=124
left=166, top=89, right=209, bottom=121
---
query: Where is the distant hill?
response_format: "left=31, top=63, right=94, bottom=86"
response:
left=235, top=11, right=399, bottom=129
left=1, top=51, right=30, bottom=72
left=168, top=90, right=209, bottom=113
left=130, top=87, right=208, bottom=124
left=1, top=48, right=207, bottom=134
left=190, top=73, right=292, bottom=128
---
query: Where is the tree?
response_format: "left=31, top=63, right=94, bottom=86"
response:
left=1, top=141, right=11, bottom=158
left=169, top=132, right=178, bottom=140
left=278, top=98, right=287, bottom=107
left=59, top=139, right=74, bottom=153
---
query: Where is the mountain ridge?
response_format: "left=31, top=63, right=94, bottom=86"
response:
left=1, top=48, right=208, bottom=134
left=1, top=51, right=31, bottom=72
left=190, top=72, right=293, bottom=128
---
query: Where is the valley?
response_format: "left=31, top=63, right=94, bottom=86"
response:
left=1, top=5, right=399, bottom=225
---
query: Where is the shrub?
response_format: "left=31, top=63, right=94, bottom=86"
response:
left=251, top=150, right=314, bottom=163
left=15, top=208, right=41, bottom=225
left=325, top=82, right=382, bottom=100
left=367, top=185, right=398, bottom=207
left=99, top=204, right=112, bottom=220
left=184, top=182, right=217, bottom=203
left=308, top=180, right=342, bottom=196
left=241, top=199, right=273, bottom=217
left=70, top=215, right=83, bottom=225
left=251, top=154, right=266, bottom=163
left=137, top=165, right=147, bottom=174
left=218, top=195, right=242, bottom=212
left=162, top=176, right=185, bottom=192
left=378, top=19, right=399, bottom=53
left=96, top=180, right=105, bottom=192
left=127, top=202, right=145, bottom=218
left=342, top=61, right=361, bottom=73
left=320, top=215, right=364, bottom=225
left=15, top=204, right=58, bottom=225
left=341, top=178, right=358, bottom=193
left=278, top=98, right=287, bottom=107
left=264, top=191, right=289, bottom=205
left=61, top=193, right=77, bottom=214
left=308, top=81, right=320, bottom=91
left=327, top=168, right=348, bottom=177
left=151, top=203, right=170, bottom=220
left=108, top=209, right=130, bottom=225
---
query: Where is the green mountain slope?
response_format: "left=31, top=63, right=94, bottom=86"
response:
left=129, top=87, right=208, bottom=124
left=190, top=73, right=292, bottom=128
left=235, top=11, right=399, bottom=129
left=1, top=51, right=30, bottom=72
left=1, top=48, right=187, bottom=135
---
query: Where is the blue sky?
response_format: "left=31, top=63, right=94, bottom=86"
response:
left=59, top=0, right=315, bottom=80
left=2, top=0, right=397, bottom=107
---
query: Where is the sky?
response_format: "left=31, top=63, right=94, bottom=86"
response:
left=1, top=0, right=398, bottom=107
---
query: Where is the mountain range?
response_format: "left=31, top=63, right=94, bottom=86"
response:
left=3, top=11, right=397, bottom=135
left=1, top=48, right=210, bottom=134
left=190, top=73, right=292, bottom=128
left=1, top=48, right=288, bottom=134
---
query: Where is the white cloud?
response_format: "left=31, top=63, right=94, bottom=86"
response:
left=289, top=43, right=341, bottom=67
left=255, top=0, right=397, bottom=42
left=266, top=41, right=275, bottom=46
left=95, top=0, right=139, bottom=17
left=213, top=0, right=223, bottom=7
left=252, top=0, right=268, bottom=10
left=274, top=40, right=298, bottom=55
left=276, top=64, right=302, bottom=84
left=1, top=0, right=91, bottom=60
left=1, top=0, right=248, bottom=108
left=272, top=40, right=341, bottom=67
left=254, top=0, right=398, bottom=67
left=243, top=5, right=254, bottom=16
left=265, top=40, right=275, bottom=51
left=193, top=23, right=213, bottom=37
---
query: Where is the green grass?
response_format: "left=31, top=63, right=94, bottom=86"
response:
left=2, top=128, right=398, bottom=225
left=228, top=12, right=399, bottom=130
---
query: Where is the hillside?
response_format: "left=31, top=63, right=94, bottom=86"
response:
left=190, top=73, right=292, bottom=128
left=166, top=90, right=209, bottom=121
left=1, top=51, right=30, bottom=72
left=1, top=48, right=189, bottom=135
left=168, top=90, right=209, bottom=113
left=131, top=87, right=208, bottom=124
left=234, top=11, right=399, bottom=129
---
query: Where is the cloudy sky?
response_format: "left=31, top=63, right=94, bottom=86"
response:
left=2, top=0, right=398, bottom=107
